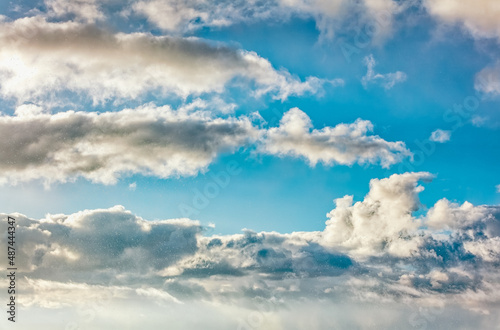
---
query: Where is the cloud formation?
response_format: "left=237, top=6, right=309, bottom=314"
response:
left=42, top=0, right=401, bottom=40
left=0, top=17, right=337, bottom=105
left=2, top=172, right=500, bottom=327
left=0, top=106, right=411, bottom=186
left=361, top=54, right=407, bottom=90
left=430, top=129, right=451, bottom=143
left=260, top=107, right=412, bottom=168
left=425, top=0, right=500, bottom=39
left=475, top=61, right=500, bottom=96
left=0, top=103, right=258, bottom=186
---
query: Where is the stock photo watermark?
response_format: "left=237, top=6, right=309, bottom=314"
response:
left=6, top=216, right=17, bottom=323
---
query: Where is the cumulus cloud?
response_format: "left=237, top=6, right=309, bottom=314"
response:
left=323, top=172, right=434, bottom=257
left=430, top=129, right=451, bottom=143
left=361, top=54, right=407, bottom=90
left=425, top=0, right=500, bottom=39
left=0, top=103, right=258, bottom=186
left=0, top=17, right=336, bottom=105
left=260, top=107, right=412, bottom=168
left=2, top=205, right=201, bottom=281
left=2, top=172, right=500, bottom=328
left=0, top=105, right=415, bottom=187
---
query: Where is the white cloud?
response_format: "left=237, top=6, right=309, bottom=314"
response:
left=44, top=0, right=104, bottom=23
left=425, top=0, right=500, bottom=39
left=131, top=0, right=401, bottom=40
left=0, top=17, right=336, bottom=105
left=322, top=172, right=434, bottom=257
left=0, top=105, right=416, bottom=187
left=426, top=198, right=490, bottom=230
left=497, top=184, right=500, bottom=193
left=260, top=107, right=412, bottom=168
left=361, top=54, right=407, bottom=90
left=0, top=103, right=258, bottom=186
left=430, top=129, right=451, bottom=143
left=2, top=172, right=500, bottom=328
left=475, top=62, right=500, bottom=96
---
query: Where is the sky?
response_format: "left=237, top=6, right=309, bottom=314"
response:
left=0, top=0, right=499, bottom=329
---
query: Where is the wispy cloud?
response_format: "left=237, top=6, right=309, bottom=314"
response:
left=361, top=54, right=407, bottom=90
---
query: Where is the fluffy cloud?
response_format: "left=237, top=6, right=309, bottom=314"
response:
left=425, top=0, right=500, bottom=39
left=361, top=54, right=407, bottom=90
left=430, top=129, right=451, bottom=143
left=260, top=107, right=411, bottom=168
left=2, top=172, right=500, bottom=328
left=0, top=105, right=414, bottom=186
left=3, top=205, right=201, bottom=281
left=323, top=172, right=435, bottom=257
left=0, top=17, right=336, bottom=105
left=0, top=103, right=258, bottom=186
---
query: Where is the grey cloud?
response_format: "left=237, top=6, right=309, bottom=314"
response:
left=0, top=106, right=412, bottom=186
left=0, top=104, right=258, bottom=185
left=2, top=172, right=500, bottom=321
left=0, top=17, right=337, bottom=104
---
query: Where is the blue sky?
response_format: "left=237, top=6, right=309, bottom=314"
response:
left=0, top=0, right=500, bottom=329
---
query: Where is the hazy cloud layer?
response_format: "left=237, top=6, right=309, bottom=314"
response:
left=0, top=17, right=337, bottom=105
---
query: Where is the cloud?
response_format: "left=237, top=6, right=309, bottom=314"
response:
left=2, top=172, right=500, bottom=327
left=0, top=105, right=415, bottom=187
left=497, top=184, right=500, bottom=193
left=260, top=107, right=412, bottom=168
left=131, top=0, right=401, bottom=40
left=3, top=205, right=201, bottom=282
left=323, top=172, right=435, bottom=257
left=425, top=0, right=500, bottom=39
left=0, top=103, right=258, bottom=186
left=426, top=198, right=492, bottom=230
left=361, top=54, right=407, bottom=90
left=475, top=62, right=500, bottom=96
left=0, top=17, right=336, bottom=105
left=430, top=129, right=451, bottom=143
left=44, top=0, right=104, bottom=23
